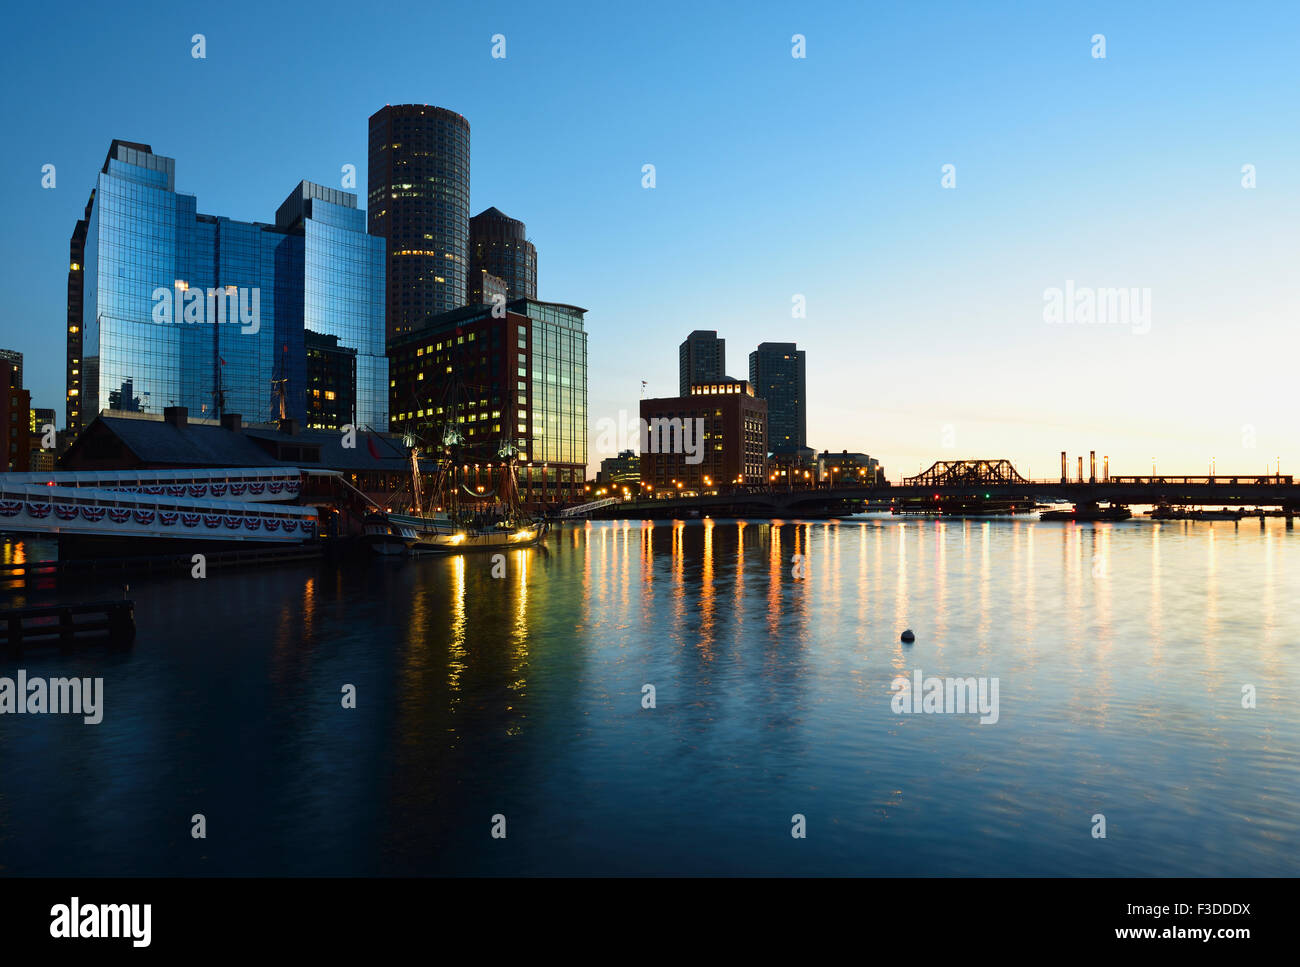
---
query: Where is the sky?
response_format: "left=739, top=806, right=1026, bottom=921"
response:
left=1, top=0, right=1297, bottom=479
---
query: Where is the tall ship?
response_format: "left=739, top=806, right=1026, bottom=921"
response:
left=363, top=372, right=547, bottom=555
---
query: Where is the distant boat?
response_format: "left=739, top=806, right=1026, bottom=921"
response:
left=1147, top=506, right=1243, bottom=521
left=1192, top=508, right=1241, bottom=521
left=1040, top=505, right=1132, bottom=522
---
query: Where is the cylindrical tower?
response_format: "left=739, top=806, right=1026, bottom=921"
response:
left=368, top=105, right=471, bottom=339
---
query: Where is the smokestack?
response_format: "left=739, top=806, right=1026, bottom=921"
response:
left=1061, top=451, right=1067, bottom=484
left=1077, top=456, right=1083, bottom=483
left=1090, top=450, right=1096, bottom=484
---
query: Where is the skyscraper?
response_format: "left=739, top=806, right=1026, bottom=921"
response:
left=72, top=141, right=386, bottom=431
left=368, top=105, right=471, bottom=339
left=468, top=207, right=537, bottom=302
left=679, top=330, right=726, bottom=396
left=749, top=342, right=806, bottom=450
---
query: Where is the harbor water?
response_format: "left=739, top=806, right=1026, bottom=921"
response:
left=1, top=515, right=1296, bottom=875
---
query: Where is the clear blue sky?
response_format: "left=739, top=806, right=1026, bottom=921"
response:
left=2, top=0, right=1298, bottom=477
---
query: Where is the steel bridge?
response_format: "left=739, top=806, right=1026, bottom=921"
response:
left=599, top=459, right=1300, bottom=519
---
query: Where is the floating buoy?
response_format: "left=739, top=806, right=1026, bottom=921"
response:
left=901, top=629, right=915, bottom=643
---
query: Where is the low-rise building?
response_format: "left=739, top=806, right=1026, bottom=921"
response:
left=596, top=450, right=640, bottom=495
left=639, top=379, right=767, bottom=495
left=817, top=449, right=885, bottom=486
left=1, top=360, right=31, bottom=472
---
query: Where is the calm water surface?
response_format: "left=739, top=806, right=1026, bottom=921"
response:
left=1, top=516, right=1297, bottom=875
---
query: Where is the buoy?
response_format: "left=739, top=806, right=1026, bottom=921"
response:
left=901, top=629, right=915, bottom=643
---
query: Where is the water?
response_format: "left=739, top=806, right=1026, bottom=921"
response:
left=1, top=516, right=1297, bottom=876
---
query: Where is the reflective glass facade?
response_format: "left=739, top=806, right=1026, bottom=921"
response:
left=526, top=301, right=586, bottom=466
left=299, top=190, right=388, bottom=429
left=79, top=144, right=386, bottom=430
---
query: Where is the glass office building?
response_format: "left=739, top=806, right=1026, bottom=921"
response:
left=76, top=142, right=387, bottom=430
left=526, top=301, right=586, bottom=469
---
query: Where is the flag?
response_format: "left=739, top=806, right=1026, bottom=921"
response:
left=366, top=435, right=381, bottom=460
left=219, top=356, right=226, bottom=366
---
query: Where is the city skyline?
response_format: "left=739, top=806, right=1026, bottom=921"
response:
left=3, top=1, right=1299, bottom=479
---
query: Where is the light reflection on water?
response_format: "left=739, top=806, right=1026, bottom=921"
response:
left=0, top=516, right=1296, bottom=875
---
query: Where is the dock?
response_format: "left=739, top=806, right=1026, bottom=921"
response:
left=2, top=600, right=135, bottom=648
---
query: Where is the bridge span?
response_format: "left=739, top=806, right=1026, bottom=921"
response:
left=600, top=459, right=1300, bottom=519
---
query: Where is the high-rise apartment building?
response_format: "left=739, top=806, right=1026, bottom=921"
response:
left=679, top=330, right=726, bottom=396
left=468, top=207, right=537, bottom=303
left=368, top=105, right=471, bottom=338
left=70, top=141, right=387, bottom=433
left=748, top=342, right=806, bottom=451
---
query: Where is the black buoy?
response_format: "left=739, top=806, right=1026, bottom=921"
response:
left=901, top=629, right=915, bottom=643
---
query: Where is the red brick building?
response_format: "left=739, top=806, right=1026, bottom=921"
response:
left=387, top=299, right=589, bottom=506
left=639, top=379, right=767, bottom=496
left=1, top=361, right=31, bottom=472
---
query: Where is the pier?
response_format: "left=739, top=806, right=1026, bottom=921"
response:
left=1, top=599, right=135, bottom=648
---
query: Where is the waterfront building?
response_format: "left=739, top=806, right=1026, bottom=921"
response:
left=768, top=444, right=818, bottom=488
left=387, top=299, right=588, bottom=504
left=639, top=379, right=767, bottom=495
left=817, top=449, right=885, bottom=486
left=1, top=361, right=31, bottom=471
left=60, top=407, right=421, bottom=498
left=678, top=330, right=726, bottom=397
left=468, top=207, right=537, bottom=302
left=368, top=105, right=471, bottom=338
left=596, top=450, right=640, bottom=492
left=69, top=141, right=387, bottom=436
left=748, top=342, right=806, bottom=450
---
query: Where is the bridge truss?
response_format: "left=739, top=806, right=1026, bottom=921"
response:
left=902, top=459, right=1030, bottom=488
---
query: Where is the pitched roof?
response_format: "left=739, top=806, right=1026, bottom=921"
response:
left=241, top=425, right=416, bottom=472
left=98, top=416, right=282, bottom=467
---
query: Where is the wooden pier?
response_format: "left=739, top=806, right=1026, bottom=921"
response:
left=2, top=600, right=135, bottom=648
